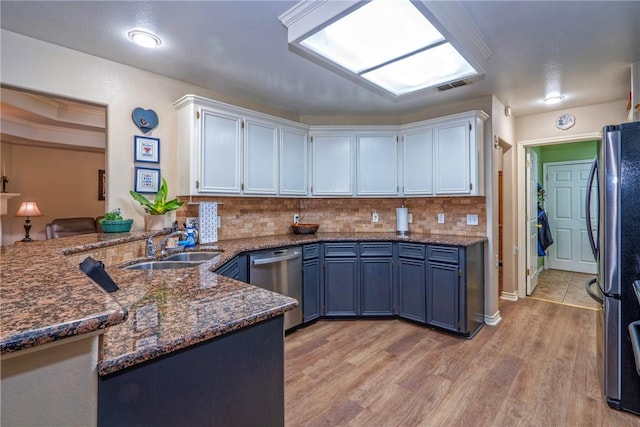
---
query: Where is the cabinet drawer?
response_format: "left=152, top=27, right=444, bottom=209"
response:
left=428, top=246, right=459, bottom=264
left=398, top=243, right=426, bottom=260
left=303, top=244, right=320, bottom=260
left=359, top=242, right=393, bottom=257
left=324, top=242, right=358, bottom=257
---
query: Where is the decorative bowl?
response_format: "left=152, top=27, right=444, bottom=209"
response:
left=291, top=223, right=319, bottom=234
left=101, top=219, right=133, bottom=233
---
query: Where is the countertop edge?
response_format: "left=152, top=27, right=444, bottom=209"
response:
left=0, top=307, right=128, bottom=355
left=97, top=300, right=296, bottom=376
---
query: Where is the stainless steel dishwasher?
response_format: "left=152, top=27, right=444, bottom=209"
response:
left=249, top=247, right=302, bottom=330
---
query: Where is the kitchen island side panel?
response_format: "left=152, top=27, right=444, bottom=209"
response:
left=98, top=316, right=284, bottom=427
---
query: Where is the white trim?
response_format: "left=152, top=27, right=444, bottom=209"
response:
left=516, top=131, right=601, bottom=298
left=500, top=290, right=518, bottom=301
left=484, top=310, right=502, bottom=326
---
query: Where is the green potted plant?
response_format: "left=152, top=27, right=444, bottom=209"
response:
left=99, top=208, right=134, bottom=233
left=130, top=177, right=184, bottom=231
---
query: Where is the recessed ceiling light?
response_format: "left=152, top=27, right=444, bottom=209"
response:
left=128, top=30, right=161, bottom=48
left=543, top=95, right=565, bottom=105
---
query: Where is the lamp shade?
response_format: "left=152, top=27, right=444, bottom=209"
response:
left=15, top=201, right=43, bottom=217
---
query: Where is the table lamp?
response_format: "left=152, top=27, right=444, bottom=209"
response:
left=15, top=201, right=43, bottom=242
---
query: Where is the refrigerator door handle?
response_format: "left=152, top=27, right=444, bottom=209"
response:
left=585, top=278, right=603, bottom=304
left=629, top=321, right=640, bottom=377
left=585, top=157, right=599, bottom=260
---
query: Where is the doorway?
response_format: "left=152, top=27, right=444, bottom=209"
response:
left=516, top=133, right=601, bottom=299
left=0, top=85, right=107, bottom=244
left=543, top=160, right=597, bottom=274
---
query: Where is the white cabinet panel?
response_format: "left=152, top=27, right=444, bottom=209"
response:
left=402, top=129, right=434, bottom=195
left=280, top=127, right=308, bottom=195
left=434, top=121, right=471, bottom=194
left=356, top=134, right=397, bottom=196
left=244, top=118, right=278, bottom=194
left=312, top=134, right=353, bottom=196
left=201, top=109, right=242, bottom=193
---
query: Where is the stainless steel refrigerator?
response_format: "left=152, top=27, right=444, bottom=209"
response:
left=585, top=121, right=640, bottom=415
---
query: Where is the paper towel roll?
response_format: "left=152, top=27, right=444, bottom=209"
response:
left=396, top=207, right=409, bottom=236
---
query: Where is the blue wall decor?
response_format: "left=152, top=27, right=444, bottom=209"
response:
left=132, top=108, right=159, bottom=133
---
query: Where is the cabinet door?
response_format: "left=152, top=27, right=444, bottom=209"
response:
left=311, top=134, right=353, bottom=196
left=402, top=129, right=434, bottom=195
left=324, top=258, right=358, bottom=316
left=434, top=121, right=471, bottom=194
left=356, top=134, right=397, bottom=196
left=427, top=262, right=459, bottom=332
left=303, top=258, right=321, bottom=322
left=244, top=118, right=278, bottom=195
left=200, top=109, right=243, bottom=193
left=398, top=258, right=427, bottom=323
left=360, top=258, right=394, bottom=315
left=280, top=126, right=308, bottom=195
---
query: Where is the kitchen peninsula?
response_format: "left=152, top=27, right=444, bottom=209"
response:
left=0, top=230, right=485, bottom=426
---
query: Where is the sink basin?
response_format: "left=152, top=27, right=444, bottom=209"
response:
left=163, top=251, right=221, bottom=262
left=124, top=261, right=205, bottom=270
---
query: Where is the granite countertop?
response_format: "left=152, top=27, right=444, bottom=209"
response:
left=0, top=230, right=485, bottom=376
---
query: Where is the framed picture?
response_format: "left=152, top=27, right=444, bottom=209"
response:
left=134, top=167, right=161, bottom=193
left=98, top=169, right=106, bottom=200
left=134, top=135, right=160, bottom=163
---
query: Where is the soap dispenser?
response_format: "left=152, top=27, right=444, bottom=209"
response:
left=185, top=224, right=197, bottom=247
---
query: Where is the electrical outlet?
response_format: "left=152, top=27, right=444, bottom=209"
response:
left=216, top=216, right=221, bottom=228
left=186, top=217, right=198, bottom=227
left=438, top=213, right=445, bottom=224
left=372, top=211, right=379, bottom=223
left=408, top=213, right=413, bottom=223
left=466, top=214, right=479, bottom=226
left=293, top=213, right=300, bottom=223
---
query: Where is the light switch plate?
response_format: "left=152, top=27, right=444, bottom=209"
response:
left=372, top=211, right=379, bottom=223
left=437, top=213, right=445, bottom=224
left=408, top=213, right=413, bottom=223
left=466, top=214, right=479, bottom=226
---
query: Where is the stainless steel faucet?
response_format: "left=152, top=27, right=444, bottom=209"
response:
left=146, top=230, right=187, bottom=258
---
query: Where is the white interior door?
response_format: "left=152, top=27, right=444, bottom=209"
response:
left=526, top=150, right=539, bottom=295
left=545, top=161, right=597, bottom=274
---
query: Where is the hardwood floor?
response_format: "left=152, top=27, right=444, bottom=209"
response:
left=284, top=299, right=640, bottom=426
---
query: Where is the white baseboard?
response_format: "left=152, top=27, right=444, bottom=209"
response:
left=484, top=310, right=502, bottom=326
left=500, top=290, right=518, bottom=301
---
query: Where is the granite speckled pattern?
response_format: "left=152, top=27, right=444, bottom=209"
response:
left=0, top=233, right=135, bottom=354
left=1, top=230, right=484, bottom=375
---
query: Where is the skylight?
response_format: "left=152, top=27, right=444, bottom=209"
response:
left=284, top=0, right=479, bottom=97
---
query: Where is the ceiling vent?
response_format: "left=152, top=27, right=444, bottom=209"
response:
left=436, top=80, right=469, bottom=92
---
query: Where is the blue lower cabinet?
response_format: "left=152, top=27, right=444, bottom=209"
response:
left=324, top=258, right=359, bottom=316
left=360, top=258, right=394, bottom=316
left=398, top=258, right=427, bottom=323
left=302, top=258, right=321, bottom=322
left=427, top=261, right=460, bottom=332
left=215, top=255, right=248, bottom=282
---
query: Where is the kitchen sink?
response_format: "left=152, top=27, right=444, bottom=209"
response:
left=124, top=261, right=206, bottom=270
left=163, top=251, right=222, bottom=262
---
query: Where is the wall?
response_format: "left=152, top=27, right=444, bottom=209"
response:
left=0, top=30, right=299, bottom=234
left=0, top=143, right=105, bottom=244
left=178, top=196, right=487, bottom=241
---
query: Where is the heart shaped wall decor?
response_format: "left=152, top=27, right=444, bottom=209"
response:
left=132, top=108, right=159, bottom=133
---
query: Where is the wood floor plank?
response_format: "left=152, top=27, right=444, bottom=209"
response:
left=284, top=299, right=640, bottom=426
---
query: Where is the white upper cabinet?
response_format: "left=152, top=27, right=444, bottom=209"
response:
left=311, top=132, right=354, bottom=196
left=200, top=109, right=243, bottom=194
left=176, top=95, right=487, bottom=198
left=399, top=110, right=487, bottom=196
left=402, top=128, right=434, bottom=195
left=434, top=120, right=471, bottom=194
left=244, top=117, right=278, bottom=195
left=356, top=133, right=398, bottom=196
left=280, top=125, right=308, bottom=195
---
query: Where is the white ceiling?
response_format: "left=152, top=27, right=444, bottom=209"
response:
left=1, top=1, right=639, bottom=118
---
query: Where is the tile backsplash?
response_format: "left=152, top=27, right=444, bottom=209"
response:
left=178, top=196, right=486, bottom=240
